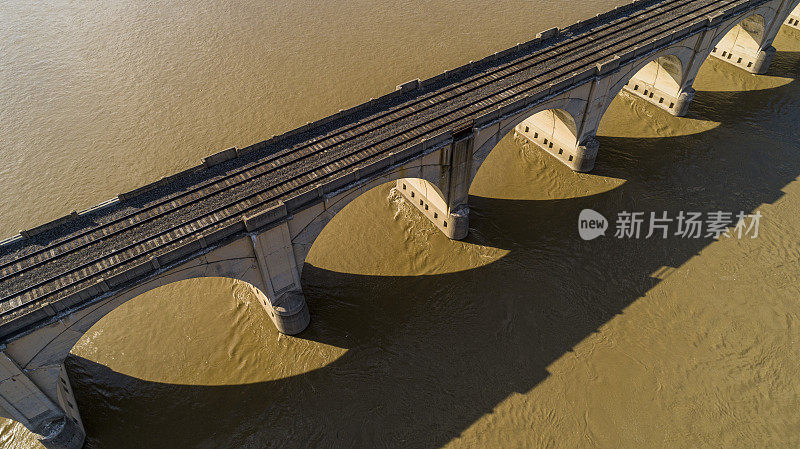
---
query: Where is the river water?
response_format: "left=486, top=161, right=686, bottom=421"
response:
left=2, top=1, right=800, bottom=448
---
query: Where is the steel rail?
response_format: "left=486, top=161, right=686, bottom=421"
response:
left=0, top=0, right=695, bottom=279
left=1, top=0, right=750, bottom=316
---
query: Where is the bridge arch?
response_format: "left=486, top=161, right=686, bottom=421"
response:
left=707, top=13, right=770, bottom=73
left=514, top=108, right=579, bottom=152
left=599, top=46, right=696, bottom=123
left=716, top=14, right=767, bottom=53
left=0, top=236, right=276, bottom=448
left=627, top=55, right=685, bottom=94
left=470, top=97, right=589, bottom=179
left=4, top=238, right=269, bottom=374
left=697, top=0, right=795, bottom=75
left=288, top=169, right=451, bottom=270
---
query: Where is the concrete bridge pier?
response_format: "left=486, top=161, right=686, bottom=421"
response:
left=572, top=137, right=600, bottom=172
left=396, top=127, right=472, bottom=240
left=396, top=126, right=474, bottom=240
left=248, top=220, right=310, bottom=335
left=0, top=353, right=85, bottom=449
left=672, top=87, right=696, bottom=116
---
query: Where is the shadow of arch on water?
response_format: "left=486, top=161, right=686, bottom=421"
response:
left=59, top=50, right=800, bottom=449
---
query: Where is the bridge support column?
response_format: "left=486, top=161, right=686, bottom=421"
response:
left=0, top=353, right=85, bottom=449
left=250, top=222, right=310, bottom=335
left=572, top=137, right=599, bottom=172
left=396, top=127, right=472, bottom=240
left=514, top=118, right=598, bottom=172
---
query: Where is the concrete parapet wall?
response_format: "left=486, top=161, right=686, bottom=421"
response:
left=18, top=213, right=79, bottom=239
left=117, top=166, right=202, bottom=201
left=202, top=147, right=238, bottom=168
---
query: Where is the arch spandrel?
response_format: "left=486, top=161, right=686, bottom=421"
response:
left=4, top=237, right=265, bottom=375
left=470, top=95, right=589, bottom=186
left=602, top=46, right=696, bottom=114
left=288, top=165, right=451, bottom=268
left=700, top=1, right=790, bottom=74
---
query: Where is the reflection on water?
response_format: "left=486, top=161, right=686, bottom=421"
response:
left=2, top=1, right=800, bottom=448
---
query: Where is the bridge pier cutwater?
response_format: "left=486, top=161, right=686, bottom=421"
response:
left=248, top=221, right=310, bottom=335
left=396, top=126, right=473, bottom=240
left=0, top=352, right=85, bottom=449
left=2, top=0, right=800, bottom=446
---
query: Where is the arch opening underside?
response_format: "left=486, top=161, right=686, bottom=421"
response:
left=0, top=244, right=280, bottom=449
left=289, top=166, right=465, bottom=268
left=709, top=14, right=773, bottom=73
left=513, top=108, right=588, bottom=171
left=621, top=54, right=690, bottom=115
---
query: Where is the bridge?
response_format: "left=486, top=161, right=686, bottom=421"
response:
left=1, top=0, right=799, bottom=446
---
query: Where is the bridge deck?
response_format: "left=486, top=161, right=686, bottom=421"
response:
left=0, top=0, right=757, bottom=339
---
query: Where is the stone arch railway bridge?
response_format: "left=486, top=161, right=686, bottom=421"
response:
left=2, top=0, right=800, bottom=446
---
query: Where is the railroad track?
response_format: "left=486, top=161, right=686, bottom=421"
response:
left=0, top=0, right=685, bottom=280
left=0, top=0, right=755, bottom=318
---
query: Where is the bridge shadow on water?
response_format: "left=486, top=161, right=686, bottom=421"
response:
left=65, top=51, right=800, bottom=448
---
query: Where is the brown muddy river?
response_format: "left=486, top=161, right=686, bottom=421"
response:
left=1, top=0, right=800, bottom=448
